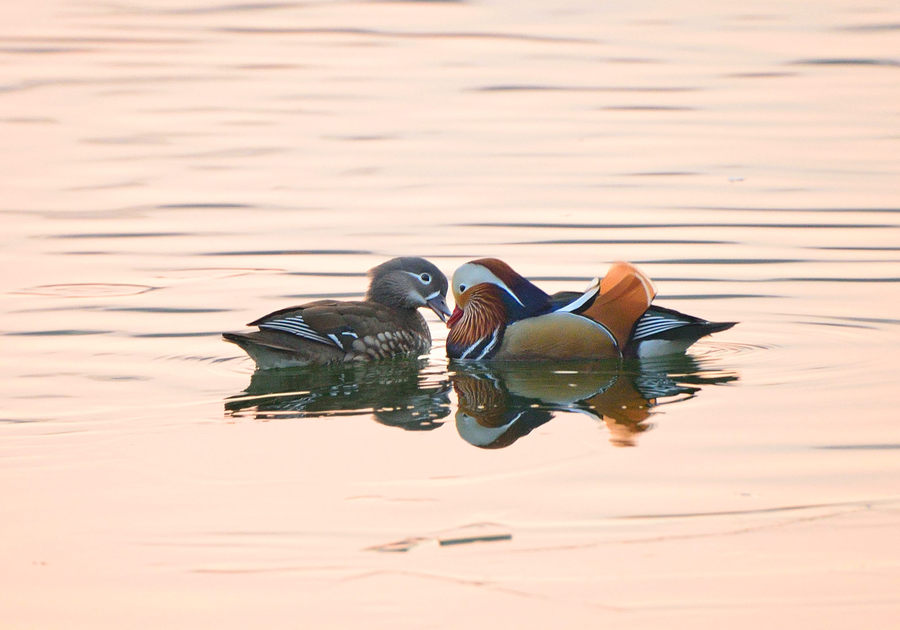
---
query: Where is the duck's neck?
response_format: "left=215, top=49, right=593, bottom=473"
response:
left=447, top=286, right=508, bottom=359
left=507, top=277, right=552, bottom=319
left=366, top=277, right=414, bottom=311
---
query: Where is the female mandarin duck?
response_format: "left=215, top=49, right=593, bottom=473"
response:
left=446, top=258, right=736, bottom=361
left=224, top=257, right=451, bottom=369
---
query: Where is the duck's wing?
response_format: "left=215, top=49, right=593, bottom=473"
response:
left=248, top=300, right=428, bottom=355
left=248, top=300, right=354, bottom=350
left=548, top=291, right=582, bottom=310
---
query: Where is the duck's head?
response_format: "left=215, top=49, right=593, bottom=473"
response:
left=366, top=257, right=451, bottom=321
left=450, top=258, right=551, bottom=322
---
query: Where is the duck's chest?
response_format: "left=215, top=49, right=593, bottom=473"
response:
left=495, top=313, right=621, bottom=360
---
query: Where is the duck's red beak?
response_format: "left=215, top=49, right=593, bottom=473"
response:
left=446, top=306, right=463, bottom=329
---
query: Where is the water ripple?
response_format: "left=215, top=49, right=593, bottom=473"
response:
left=512, top=239, right=735, bottom=245
left=124, top=2, right=304, bottom=15
left=475, top=84, right=697, bottom=93
left=201, top=249, right=372, bottom=256
left=837, top=22, right=900, bottom=32
left=790, top=58, right=900, bottom=67
left=689, top=340, right=776, bottom=362
left=44, top=232, right=194, bottom=239
left=3, top=329, right=110, bottom=336
left=217, top=27, right=598, bottom=44
left=460, top=221, right=895, bottom=229
left=12, top=283, right=156, bottom=297
left=679, top=205, right=900, bottom=214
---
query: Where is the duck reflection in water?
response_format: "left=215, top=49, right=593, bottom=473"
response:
left=224, top=358, right=451, bottom=431
left=452, top=357, right=738, bottom=448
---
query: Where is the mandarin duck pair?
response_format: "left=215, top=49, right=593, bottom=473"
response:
left=224, top=257, right=736, bottom=369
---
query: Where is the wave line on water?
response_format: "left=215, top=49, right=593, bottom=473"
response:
left=458, top=222, right=897, bottom=229
left=216, top=26, right=599, bottom=45
left=615, top=496, right=899, bottom=520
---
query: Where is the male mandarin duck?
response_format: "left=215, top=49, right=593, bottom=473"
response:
left=224, top=257, right=451, bottom=369
left=446, top=258, right=736, bottom=361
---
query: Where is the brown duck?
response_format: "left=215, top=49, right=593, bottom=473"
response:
left=223, top=257, right=451, bottom=369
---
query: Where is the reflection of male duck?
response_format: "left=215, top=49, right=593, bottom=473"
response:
left=452, top=358, right=737, bottom=448
left=224, top=359, right=451, bottom=430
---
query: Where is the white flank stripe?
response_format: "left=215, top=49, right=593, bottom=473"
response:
left=475, top=328, right=501, bottom=360
left=460, top=337, right=485, bottom=359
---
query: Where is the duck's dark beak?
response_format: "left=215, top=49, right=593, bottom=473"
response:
left=426, top=295, right=452, bottom=322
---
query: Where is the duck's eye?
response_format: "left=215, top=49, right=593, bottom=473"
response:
left=419, top=273, right=431, bottom=284
left=458, top=284, right=467, bottom=293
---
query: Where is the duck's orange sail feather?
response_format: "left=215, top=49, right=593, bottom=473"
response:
left=578, top=262, right=656, bottom=351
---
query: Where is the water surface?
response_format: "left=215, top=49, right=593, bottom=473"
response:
left=1, top=0, right=898, bottom=628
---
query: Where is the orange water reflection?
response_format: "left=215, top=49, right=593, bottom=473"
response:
left=451, top=359, right=731, bottom=448
left=2, top=0, right=899, bottom=627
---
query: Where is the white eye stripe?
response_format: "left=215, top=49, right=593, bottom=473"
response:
left=404, top=271, right=434, bottom=286
left=452, top=263, right=524, bottom=306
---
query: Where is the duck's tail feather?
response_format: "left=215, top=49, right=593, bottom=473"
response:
left=625, top=305, right=737, bottom=357
left=223, top=330, right=333, bottom=368
left=631, top=305, right=736, bottom=341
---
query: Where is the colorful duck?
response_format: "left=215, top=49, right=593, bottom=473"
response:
left=446, top=258, right=735, bottom=361
left=224, top=257, right=451, bottom=369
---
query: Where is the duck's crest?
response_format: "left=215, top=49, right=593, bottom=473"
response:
left=472, top=258, right=551, bottom=317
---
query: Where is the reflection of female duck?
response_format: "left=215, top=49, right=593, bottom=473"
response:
left=225, top=359, right=451, bottom=430
left=452, top=359, right=734, bottom=448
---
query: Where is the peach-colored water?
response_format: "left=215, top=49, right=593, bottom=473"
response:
left=1, top=1, right=898, bottom=628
